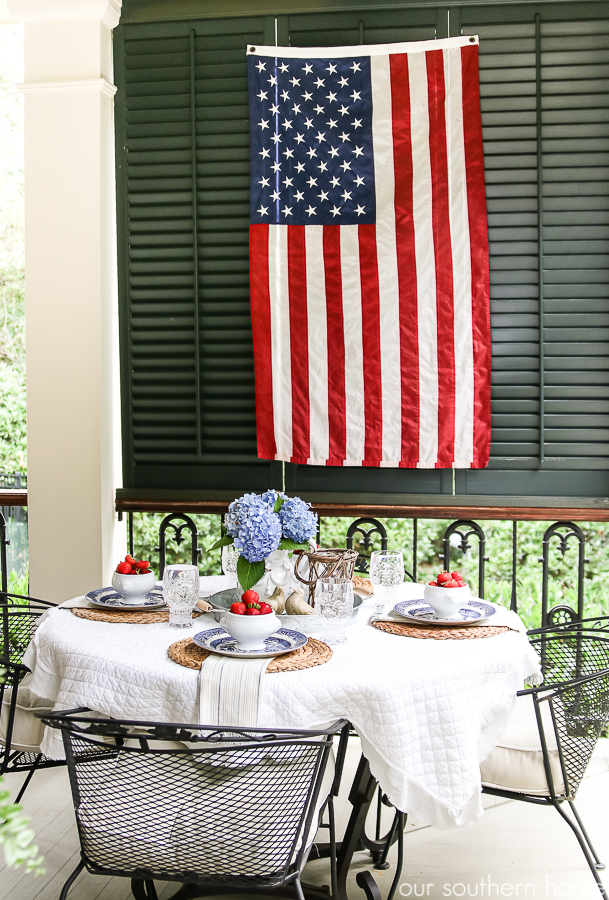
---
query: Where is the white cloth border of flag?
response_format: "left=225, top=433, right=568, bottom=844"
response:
left=247, top=35, right=479, bottom=58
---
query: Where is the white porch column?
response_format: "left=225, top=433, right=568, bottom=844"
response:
left=9, top=0, right=125, bottom=602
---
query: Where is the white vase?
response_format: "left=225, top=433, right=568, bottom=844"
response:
left=252, top=549, right=301, bottom=599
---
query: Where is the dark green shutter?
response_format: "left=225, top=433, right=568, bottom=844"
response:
left=116, top=0, right=609, bottom=501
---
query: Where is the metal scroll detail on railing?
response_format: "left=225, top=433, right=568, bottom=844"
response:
left=155, top=513, right=201, bottom=574
left=540, top=521, right=587, bottom=628
left=346, top=518, right=388, bottom=573
left=440, top=520, right=489, bottom=600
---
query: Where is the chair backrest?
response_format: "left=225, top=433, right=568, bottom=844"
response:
left=527, top=629, right=609, bottom=798
left=43, top=713, right=347, bottom=887
left=0, top=594, right=54, bottom=665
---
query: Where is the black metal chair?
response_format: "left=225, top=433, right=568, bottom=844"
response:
left=481, top=626, right=609, bottom=897
left=41, top=710, right=350, bottom=900
left=0, top=592, right=62, bottom=800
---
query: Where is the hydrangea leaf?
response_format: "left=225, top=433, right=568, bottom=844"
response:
left=273, top=495, right=287, bottom=514
left=237, top=556, right=266, bottom=592
left=209, top=535, right=234, bottom=553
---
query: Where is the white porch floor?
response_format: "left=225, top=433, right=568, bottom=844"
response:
left=2, top=738, right=609, bottom=900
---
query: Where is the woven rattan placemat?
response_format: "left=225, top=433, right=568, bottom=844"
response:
left=168, top=636, right=332, bottom=672
left=72, top=607, right=205, bottom=625
left=372, top=621, right=511, bottom=640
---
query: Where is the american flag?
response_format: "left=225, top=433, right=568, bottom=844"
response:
left=247, top=36, right=490, bottom=469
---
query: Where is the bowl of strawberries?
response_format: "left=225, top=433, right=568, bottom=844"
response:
left=223, top=590, right=281, bottom=650
left=423, top=571, right=470, bottom=619
left=111, top=555, right=156, bottom=603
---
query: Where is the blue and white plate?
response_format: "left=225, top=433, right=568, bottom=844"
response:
left=86, top=587, right=166, bottom=611
left=193, top=626, right=308, bottom=659
left=393, top=598, right=496, bottom=626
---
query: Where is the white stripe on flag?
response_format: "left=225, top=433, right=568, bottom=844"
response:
left=268, top=225, right=292, bottom=461
left=305, top=226, right=330, bottom=464
left=445, top=47, right=474, bottom=467
left=340, top=225, right=366, bottom=465
left=408, top=51, right=439, bottom=468
left=370, top=54, right=402, bottom=465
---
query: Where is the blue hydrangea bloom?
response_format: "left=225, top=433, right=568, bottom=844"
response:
left=224, top=492, right=260, bottom=538
left=260, top=489, right=287, bottom=509
left=279, top=497, right=318, bottom=543
left=233, top=496, right=282, bottom=562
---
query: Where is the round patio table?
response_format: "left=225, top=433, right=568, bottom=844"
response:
left=23, top=582, right=540, bottom=900
left=24, top=582, right=539, bottom=827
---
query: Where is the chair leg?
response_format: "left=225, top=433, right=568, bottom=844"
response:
left=15, top=754, right=42, bottom=803
left=569, top=800, right=606, bottom=870
left=386, top=812, right=406, bottom=900
left=131, top=880, right=159, bottom=900
left=554, top=801, right=608, bottom=899
left=328, top=796, right=338, bottom=900
left=59, top=860, right=85, bottom=900
left=294, top=875, right=306, bottom=900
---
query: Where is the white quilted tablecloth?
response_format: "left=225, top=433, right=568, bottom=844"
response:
left=23, top=583, right=540, bottom=830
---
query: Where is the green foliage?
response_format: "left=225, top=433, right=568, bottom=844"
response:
left=0, top=28, right=26, bottom=475
left=0, top=781, right=44, bottom=874
left=8, top=568, right=28, bottom=596
left=132, top=513, right=222, bottom=577
left=0, top=666, right=43, bottom=875
left=131, top=512, right=609, bottom=630
left=318, top=516, right=609, bottom=631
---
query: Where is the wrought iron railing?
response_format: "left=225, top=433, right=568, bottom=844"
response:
left=123, top=510, right=596, bottom=629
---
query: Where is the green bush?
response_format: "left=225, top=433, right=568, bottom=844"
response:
left=130, top=513, right=609, bottom=632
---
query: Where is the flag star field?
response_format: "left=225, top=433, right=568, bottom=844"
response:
left=248, top=55, right=376, bottom=225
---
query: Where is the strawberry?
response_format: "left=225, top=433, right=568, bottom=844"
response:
left=258, top=602, right=272, bottom=615
left=451, top=571, right=462, bottom=581
left=245, top=608, right=260, bottom=616
left=428, top=580, right=438, bottom=587
left=242, top=590, right=259, bottom=605
left=116, top=561, right=132, bottom=575
left=436, top=571, right=451, bottom=585
left=125, top=555, right=137, bottom=565
left=230, top=602, right=246, bottom=615
left=443, top=579, right=458, bottom=588
left=136, top=560, right=150, bottom=570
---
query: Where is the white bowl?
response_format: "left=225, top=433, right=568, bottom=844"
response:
left=423, top=583, right=471, bottom=618
left=111, top=570, right=156, bottom=603
left=222, top=610, right=281, bottom=651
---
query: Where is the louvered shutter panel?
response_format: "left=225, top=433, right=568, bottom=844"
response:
left=116, top=2, right=609, bottom=501
left=115, top=16, right=281, bottom=490
left=459, top=2, right=609, bottom=498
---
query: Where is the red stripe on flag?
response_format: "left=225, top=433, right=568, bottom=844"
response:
left=390, top=52, right=420, bottom=467
left=323, top=225, right=347, bottom=465
left=358, top=224, right=383, bottom=464
left=249, top=224, right=276, bottom=460
left=461, top=44, right=491, bottom=469
left=426, top=49, right=455, bottom=468
left=287, top=225, right=310, bottom=462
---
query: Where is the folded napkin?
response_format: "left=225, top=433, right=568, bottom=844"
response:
left=198, top=655, right=269, bottom=727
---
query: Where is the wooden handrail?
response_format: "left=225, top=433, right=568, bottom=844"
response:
left=0, top=489, right=27, bottom=506
left=4, top=485, right=609, bottom=520
left=115, top=495, right=609, bottom=521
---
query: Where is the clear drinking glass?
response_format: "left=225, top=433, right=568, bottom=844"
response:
left=317, top=577, right=354, bottom=645
left=163, top=564, right=200, bottom=628
left=369, top=550, right=405, bottom=613
left=221, top=543, right=240, bottom=588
